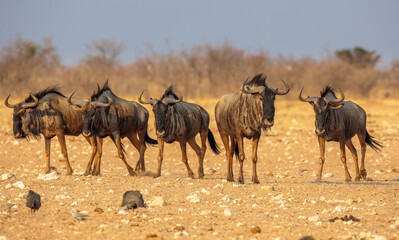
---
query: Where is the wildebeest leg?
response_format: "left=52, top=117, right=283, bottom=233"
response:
left=56, top=132, right=73, bottom=175
left=113, top=133, right=135, bottom=176
left=179, top=141, right=195, bottom=178
left=155, top=138, right=164, bottom=178
left=316, top=136, right=325, bottom=181
left=188, top=137, right=203, bottom=178
left=251, top=134, right=260, bottom=184
left=84, top=136, right=97, bottom=175
left=127, top=132, right=146, bottom=172
left=357, top=130, right=367, bottom=179
left=346, top=139, right=360, bottom=181
left=339, top=140, right=352, bottom=182
left=237, top=134, right=245, bottom=184
left=229, top=137, right=237, bottom=179
left=92, top=137, right=103, bottom=176
left=44, top=138, right=51, bottom=174
left=219, top=131, right=233, bottom=181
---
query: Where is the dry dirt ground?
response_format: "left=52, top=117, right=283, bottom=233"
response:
left=0, top=99, right=398, bottom=240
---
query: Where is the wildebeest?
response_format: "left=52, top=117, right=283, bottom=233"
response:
left=139, top=86, right=220, bottom=178
left=298, top=86, right=382, bottom=181
left=215, top=74, right=290, bottom=184
left=68, top=81, right=157, bottom=176
left=5, top=87, right=101, bottom=175
left=26, top=190, right=41, bottom=213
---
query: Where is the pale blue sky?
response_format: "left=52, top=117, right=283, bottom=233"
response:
left=0, top=0, right=398, bottom=66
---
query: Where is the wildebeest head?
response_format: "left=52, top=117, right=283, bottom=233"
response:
left=139, top=86, right=183, bottom=138
left=298, top=86, right=345, bottom=137
left=241, top=74, right=290, bottom=128
left=68, top=92, right=112, bottom=137
left=5, top=94, right=39, bottom=139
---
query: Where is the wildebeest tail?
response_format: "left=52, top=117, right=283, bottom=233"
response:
left=110, top=135, right=126, bottom=155
left=365, top=130, right=382, bottom=152
left=207, top=130, right=221, bottom=155
left=234, top=144, right=239, bottom=161
left=145, top=131, right=158, bottom=147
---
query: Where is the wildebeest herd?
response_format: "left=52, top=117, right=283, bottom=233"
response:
left=5, top=73, right=381, bottom=189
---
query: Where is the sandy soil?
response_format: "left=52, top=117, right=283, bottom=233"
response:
left=0, top=99, right=398, bottom=240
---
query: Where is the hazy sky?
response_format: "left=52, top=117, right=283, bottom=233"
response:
left=0, top=0, right=398, bottom=66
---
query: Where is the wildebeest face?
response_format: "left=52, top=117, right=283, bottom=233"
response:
left=312, top=98, right=328, bottom=136
left=21, top=111, right=40, bottom=138
left=260, top=89, right=276, bottom=127
left=12, top=106, right=26, bottom=139
left=82, top=106, right=96, bottom=137
left=152, top=101, right=168, bottom=137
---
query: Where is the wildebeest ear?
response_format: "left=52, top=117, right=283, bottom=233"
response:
left=70, top=104, right=82, bottom=111
left=329, top=103, right=344, bottom=109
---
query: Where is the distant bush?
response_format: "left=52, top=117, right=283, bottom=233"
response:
left=1, top=38, right=397, bottom=99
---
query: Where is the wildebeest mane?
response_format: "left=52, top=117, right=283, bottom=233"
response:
left=246, top=74, right=267, bottom=87
left=91, top=80, right=115, bottom=101
left=320, top=85, right=337, bottom=98
left=24, top=86, right=66, bottom=102
left=161, top=85, right=179, bottom=100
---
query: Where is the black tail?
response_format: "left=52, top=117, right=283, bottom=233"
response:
left=207, top=130, right=221, bottom=155
left=145, top=131, right=158, bottom=147
left=365, top=130, right=382, bottom=152
left=110, top=135, right=126, bottom=155
left=234, top=144, right=239, bottom=161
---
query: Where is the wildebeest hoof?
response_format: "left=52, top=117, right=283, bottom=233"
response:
left=44, top=169, right=51, bottom=174
left=252, top=178, right=260, bottom=184
left=129, top=171, right=137, bottom=177
left=345, top=177, right=352, bottom=182
left=354, top=176, right=361, bottom=181
left=227, top=177, right=234, bottom=182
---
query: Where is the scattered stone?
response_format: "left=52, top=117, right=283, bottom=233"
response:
left=146, top=233, right=158, bottom=238
left=261, top=185, right=275, bottom=191
left=37, top=172, right=59, bottom=181
left=148, top=196, right=167, bottom=207
left=393, top=177, right=399, bottom=181
left=121, top=191, right=145, bottom=210
left=12, top=181, right=25, bottom=189
left=208, top=168, right=216, bottom=174
left=250, top=226, right=261, bottom=233
left=94, top=208, right=104, bottom=214
left=224, top=208, right=232, bottom=216
left=186, top=194, right=201, bottom=203
left=308, top=216, right=321, bottom=222
left=299, top=236, right=315, bottom=240
left=323, top=173, right=333, bottom=178
left=71, top=201, right=78, bottom=206
left=221, top=195, right=233, bottom=202
left=173, top=226, right=185, bottom=231
left=1, top=173, right=15, bottom=181
left=200, top=188, right=210, bottom=195
left=26, top=190, right=41, bottom=213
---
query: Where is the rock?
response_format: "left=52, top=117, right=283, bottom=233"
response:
left=1, top=173, right=15, bottom=181
left=186, top=194, right=201, bottom=203
left=224, top=209, right=232, bottom=216
left=250, top=226, right=261, bottom=233
left=146, top=233, right=158, bottom=238
left=37, top=172, right=59, bottom=181
left=261, top=185, right=275, bottom=191
left=26, top=190, right=41, bottom=212
left=71, top=201, right=78, bottom=206
left=323, top=173, right=333, bottom=178
left=200, top=188, right=210, bottom=195
left=12, top=181, right=25, bottom=189
left=148, top=196, right=167, bottom=207
left=308, top=216, right=321, bottom=222
left=94, top=207, right=104, bottom=214
left=221, top=195, right=233, bottom=202
left=208, top=168, right=216, bottom=174
left=71, top=209, right=88, bottom=220
left=393, top=177, right=399, bottom=181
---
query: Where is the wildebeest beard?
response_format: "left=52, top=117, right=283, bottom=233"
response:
left=21, top=110, right=44, bottom=140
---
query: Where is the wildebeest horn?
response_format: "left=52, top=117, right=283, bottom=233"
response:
left=21, top=94, right=39, bottom=109
left=162, top=88, right=183, bottom=105
left=241, top=85, right=266, bottom=94
left=68, top=91, right=88, bottom=107
left=91, top=94, right=112, bottom=108
left=271, top=79, right=290, bottom=95
left=325, top=88, right=345, bottom=104
left=4, top=95, right=18, bottom=108
left=298, top=87, right=318, bottom=103
left=138, top=90, right=158, bottom=105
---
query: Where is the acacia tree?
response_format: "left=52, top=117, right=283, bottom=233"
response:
left=335, top=46, right=380, bottom=68
left=84, top=39, right=125, bottom=69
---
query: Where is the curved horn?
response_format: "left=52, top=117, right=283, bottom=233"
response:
left=325, top=88, right=345, bottom=104
left=298, top=87, right=318, bottom=103
left=138, top=90, right=158, bottom=105
left=271, top=79, right=290, bottom=95
left=162, top=88, right=183, bottom=105
left=21, top=94, right=39, bottom=109
left=68, top=91, right=88, bottom=107
left=4, top=95, right=17, bottom=108
left=241, top=85, right=266, bottom=94
left=91, top=94, right=113, bottom=108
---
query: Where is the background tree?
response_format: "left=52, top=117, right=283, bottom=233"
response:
left=335, top=46, right=380, bottom=68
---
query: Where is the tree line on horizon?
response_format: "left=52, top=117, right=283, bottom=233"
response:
left=0, top=36, right=398, bottom=99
